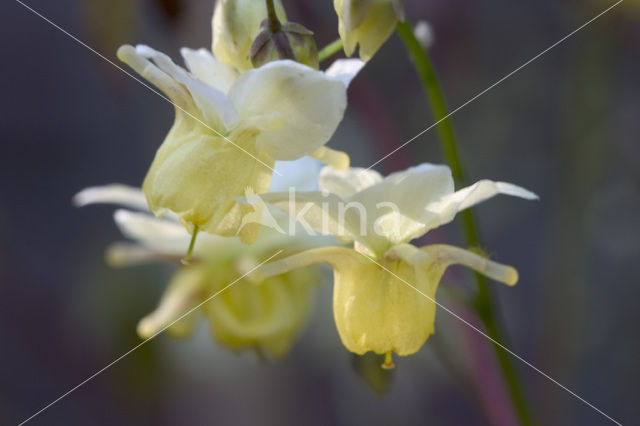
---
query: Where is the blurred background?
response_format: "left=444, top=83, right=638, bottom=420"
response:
left=1, top=0, right=639, bottom=424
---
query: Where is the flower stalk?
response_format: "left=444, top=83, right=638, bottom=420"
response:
left=319, top=38, right=344, bottom=62
left=396, top=21, right=531, bottom=426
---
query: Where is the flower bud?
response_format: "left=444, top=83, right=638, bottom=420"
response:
left=249, top=20, right=319, bottom=69
left=212, top=0, right=287, bottom=71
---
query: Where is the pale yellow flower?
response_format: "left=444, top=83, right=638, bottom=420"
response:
left=117, top=44, right=363, bottom=243
left=253, top=164, right=537, bottom=357
left=212, top=0, right=287, bottom=71
left=75, top=159, right=330, bottom=358
left=335, top=0, right=405, bottom=61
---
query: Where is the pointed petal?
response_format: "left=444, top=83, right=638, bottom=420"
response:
left=229, top=60, right=348, bottom=160
left=73, top=184, right=149, bottom=211
left=420, top=180, right=538, bottom=234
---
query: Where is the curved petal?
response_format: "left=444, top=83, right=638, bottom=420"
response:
left=137, top=266, right=206, bottom=339
left=73, top=184, right=149, bottom=211
left=134, top=45, right=238, bottom=131
left=417, top=180, right=539, bottom=236
left=319, top=166, right=383, bottom=199
left=180, top=47, right=238, bottom=94
left=229, top=60, right=349, bottom=160
left=422, top=244, right=519, bottom=286
left=253, top=246, right=363, bottom=280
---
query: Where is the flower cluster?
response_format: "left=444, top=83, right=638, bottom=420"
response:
left=79, top=0, right=536, bottom=364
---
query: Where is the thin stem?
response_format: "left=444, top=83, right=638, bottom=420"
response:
left=318, top=38, right=343, bottom=62
left=396, top=21, right=531, bottom=426
left=265, top=0, right=281, bottom=32
left=181, top=225, right=199, bottom=265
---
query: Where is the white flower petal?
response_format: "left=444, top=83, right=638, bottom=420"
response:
left=324, top=58, right=366, bottom=87
left=135, top=45, right=238, bottom=131
left=114, top=209, right=191, bottom=255
left=420, top=179, right=539, bottom=234
left=348, top=164, right=454, bottom=245
left=229, top=60, right=349, bottom=160
left=319, top=166, right=383, bottom=199
left=117, top=45, right=192, bottom=107
left=180, top=47, right=238, bottom=94
left=73, top=184, right=149, bottom=211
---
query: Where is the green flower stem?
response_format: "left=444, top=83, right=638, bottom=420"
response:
left=396, top=21, right=531, bottom=426
left=318, top=38, right=343, bottom=62
left=265, top=0, right=281, bottom=32
left=182, top=225, right=199, bottom=265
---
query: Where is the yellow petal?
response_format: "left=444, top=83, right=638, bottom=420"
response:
left=143, top=132, right=274, bottom=241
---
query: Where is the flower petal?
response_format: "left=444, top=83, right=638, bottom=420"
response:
left=319, top=166, right=382, bottom=199
left=180, top=47, right=238, bottom=94
left=324, top=58, right=366, bottom=87
left=229, top=60, right=349, bottom=160
left=134, top=45, right=238, bottom=131
left=255, top=191, right=362, bottom=241
left=309, top=147, right=350, bottom=170
left=137, top=267, right=205, bottom=338
left=73, top=184, right=149, bottom=211
left=349, top=164, right=454, bottom=246
left=336, top=0, right=398, bottom=60
left=143, top=134, right=274, bottom=240
left=117, top=44, right=192, bottom=108
left=419, top=244, right=519, bottom=286
left=419, top=180, right=539, bottom=234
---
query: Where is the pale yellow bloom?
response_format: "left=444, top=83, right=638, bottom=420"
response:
left=212, top=0, right=287, bottom=71
left=254, top=164, right=537, bottom=356
left=117, top=44, right=363, bottom=243
left=335, top=0, right=405, bottom=61
left=74, top=160, right=330, bottom=357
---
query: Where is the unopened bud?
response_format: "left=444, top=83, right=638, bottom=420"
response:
left=249, top=19, right=319, bottom=69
